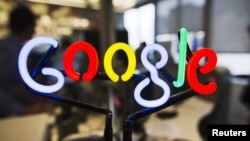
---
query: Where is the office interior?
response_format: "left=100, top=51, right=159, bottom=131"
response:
left=0, top=0, right=250, bottom=141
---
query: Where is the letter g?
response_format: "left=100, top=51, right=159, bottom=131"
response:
left=18, top=37, right=64, bottom=93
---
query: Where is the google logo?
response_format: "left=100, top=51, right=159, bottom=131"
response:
left=18, top=28, right=217, bottom=108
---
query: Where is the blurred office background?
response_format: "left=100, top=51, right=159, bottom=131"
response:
left=0, top=0, right=250, bottom=141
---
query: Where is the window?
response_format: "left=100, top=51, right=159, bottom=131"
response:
left=124, top=3, right=155, bottom=50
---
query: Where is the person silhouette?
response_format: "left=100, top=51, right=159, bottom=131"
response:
left=0, top=5, right=43, bottom=118
left=240, top=24, right=250, bottom=113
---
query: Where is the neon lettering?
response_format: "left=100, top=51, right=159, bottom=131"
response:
left=173, top=28, right=187, bottom=88
left=18, top=37, right=64, bottom=93
left=63, top=41, right=99, bottom=82
left=17, top=27, right=218, bottom=107
left=104, top=42, right=136, bottom=82
left=134, top=44, right=170, bottom=107
left=187, top=48, right=217, bottom=94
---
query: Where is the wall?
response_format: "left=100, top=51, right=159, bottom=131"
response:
left=208, top=0, right=250, bottom=52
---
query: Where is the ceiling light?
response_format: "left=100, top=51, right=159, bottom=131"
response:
left=113, top=0, right=137, bottom=12
left=28, top=0, right=88, bottom=8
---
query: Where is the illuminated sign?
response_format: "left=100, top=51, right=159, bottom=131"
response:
left=187, top=47, right=217, bottom=94
left=134, top=44, right=170, bottom=107
left=18, top=28, right=217, bottom=108
left=63, top=41, right=99, bottom=82
left=104, top=43, right=136, bottom=82
left=18, top=37, right=64, bottom=93
left=173, top=28, right=187, bottom=88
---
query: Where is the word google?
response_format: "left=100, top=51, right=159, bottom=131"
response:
left=18, top=28, right=217, bottom=108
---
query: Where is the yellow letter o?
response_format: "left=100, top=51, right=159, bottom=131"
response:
left=104, top=42, right=136, bottom=82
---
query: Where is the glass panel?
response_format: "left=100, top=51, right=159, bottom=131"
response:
left=124, top=3, right=155, bottom=50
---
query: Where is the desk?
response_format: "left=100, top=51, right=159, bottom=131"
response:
left=12, top=97, right=213, bottom=141
left=0, top=113, right=54, bottom=141
left=144, top=96, right=214, bottom=141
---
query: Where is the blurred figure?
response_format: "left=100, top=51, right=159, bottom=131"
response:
left=241, top=24, right=250, bottom=111
left=0, top=5, right=43, bottom=118
left=247, top=24, right=250, bottom=38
